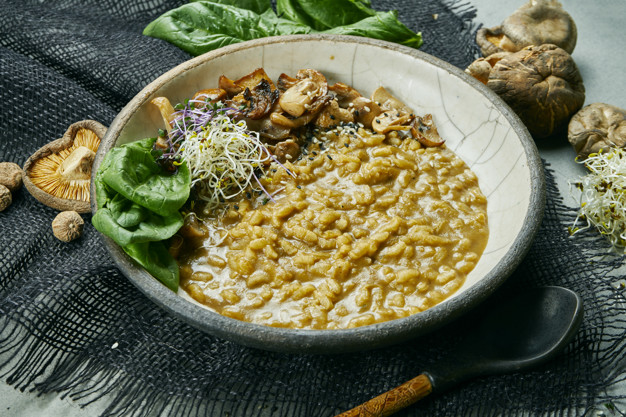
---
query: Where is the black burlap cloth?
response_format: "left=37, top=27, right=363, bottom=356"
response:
left=2, top=1, right=626, bottom=416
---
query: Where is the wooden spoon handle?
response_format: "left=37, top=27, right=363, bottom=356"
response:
left=335, top=373, right=433, bottom=417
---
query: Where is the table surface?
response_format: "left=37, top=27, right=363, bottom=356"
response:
left=2, top=0, right=625, bottom=415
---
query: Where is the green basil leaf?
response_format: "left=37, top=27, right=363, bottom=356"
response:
left=123, top=241, right=180, bottom=292
left=324, top=11, right=423, bottom=49
left=101, top=142, right=190, bottom=217
left=190, top=0, right=271, bottom=14
left=277, top=0, right=375, bottom=31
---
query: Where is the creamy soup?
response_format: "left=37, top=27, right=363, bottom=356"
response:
left=177, top=125, right=488, bottom=329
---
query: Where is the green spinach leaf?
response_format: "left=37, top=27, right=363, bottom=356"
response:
left=92, top=199, right=183, bottom=247
left=92, top=137, right=191, bottom=292
left=325, top=11, right=422, bottom=48
left=123, top=241, right=180, bottom=292
left=144, top=1, right=421, bottom=56
left=101, top=140, right=190, bottom=217
left=143, top=2, right=311, bottom=56
left=190, top=0, right=271, bottom=14
left=277, top=0, right=375, bottom=31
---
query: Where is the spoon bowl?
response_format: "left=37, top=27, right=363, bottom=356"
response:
left=337, top=286, right=584, bottom=416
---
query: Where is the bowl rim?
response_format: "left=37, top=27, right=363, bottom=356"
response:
left=91, top=34, right=545, bottom=354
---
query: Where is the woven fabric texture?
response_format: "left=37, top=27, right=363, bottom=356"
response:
left=2, top=1, right=626, bottom=416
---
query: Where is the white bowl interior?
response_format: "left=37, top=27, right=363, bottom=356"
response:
left=114, top=37, right=534, bottom=305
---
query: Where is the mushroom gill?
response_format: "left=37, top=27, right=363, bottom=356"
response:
left=23, top=120, right=107, bottom=213
left=28, top=128, right=99, bottom=203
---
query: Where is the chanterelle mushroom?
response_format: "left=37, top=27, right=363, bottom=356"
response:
left=568, top=103, right=626, bottom=160
left=477, top=0, right=577, bottom=57
left=487, top=44, right=585, bottom=139
left=23, top=120, right=107, bottom=213
left=52, top=210, right=84, bottom=242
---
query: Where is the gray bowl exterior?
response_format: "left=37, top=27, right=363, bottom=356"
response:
left=91, top=34, right=545, bottom=354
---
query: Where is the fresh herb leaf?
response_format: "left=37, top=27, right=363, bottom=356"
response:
left=100, top=139, right=190, bottom=217
left=190, top=0, right=272, bottom=14
left=143, top=2, right=311, bottom=56
left=144, top=1, right=422, bottom=56
left=123, top=241, right=180, bottom=292
left=92, top=137, right=191, bottom=291
left=277, top=0, right=375, bottom=31
left=325, top=11, right=422, bottom=49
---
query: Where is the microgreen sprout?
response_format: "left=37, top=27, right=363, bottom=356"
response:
left=570, top=148, right=626, bottom=251
left=161, top=94, right=279, bottom=211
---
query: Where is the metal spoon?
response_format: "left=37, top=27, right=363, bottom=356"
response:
left=336, top=286, right=584, bottom=417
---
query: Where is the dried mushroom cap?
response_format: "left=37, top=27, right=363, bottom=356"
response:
left=23, top=120, right=107, bottom=213
left=465, top=52, right=512, bottom=85
left=52, top=210, right=84, bottom=242
left=0, top=184, right=11, bottom=212
left=0, top=162, right=23, bottom=192
left=487, top=44, right=585, bottom=139
left=568, top=103, right=626, bottom=160
left=477, top=0, right=577, bottom=57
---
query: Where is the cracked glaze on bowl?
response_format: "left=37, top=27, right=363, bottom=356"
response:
left=92, top=35, right=545, bottom=353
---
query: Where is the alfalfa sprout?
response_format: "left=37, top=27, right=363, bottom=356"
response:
left=570, top=148, right=626, bottom=251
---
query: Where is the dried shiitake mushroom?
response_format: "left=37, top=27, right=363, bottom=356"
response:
left=477, top=0, right=577, bottom=57
left=465, top=52, right=512, bottom=85
left=52, top=210, right=84, bottom=242
left=486, top=44, right=585, bottom=139
left=23, top=120, right=107, bottom=213
left=0, top=162, right=23, bottom=192
left=568, top=103, right=626, bottom=160
left=0, top=184, right=11, bottom=212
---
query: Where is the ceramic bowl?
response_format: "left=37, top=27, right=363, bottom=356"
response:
left=91, top=34, right=545, bottom=353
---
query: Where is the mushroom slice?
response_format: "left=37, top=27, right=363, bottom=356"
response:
left=219, top=68, right=276, bottom=99
left=277, top=73, right=299, bottom=91
left=371, top=86, right=413, bottom=115
left=270, top=110, right=319, bottom=129
left=151, top=96, right=176, bottom=133
left=477, top=0, right=577, bottom=56
left=329, top=82, right=362, bottom=107
left=273, top=139, right=301, bottom=163
left=23, top=120, right=107, bottom=213
left=411, top=114, right=445, bottom=147
left=279, top=69, right=329, bottom=117
left=315, top=99, right=355, bottom=129
left=351, top=97, right=381, bottom=128
left=192, top=88, right=227, bottom=104
left=218, top=75, right=243, bottom=97
left=246, top=117, right=292, bottom=141
left=487, top=44, right=585, bottom=139
left=568, top=103, right=626, bottom=160
left=372, top=110, right=413, bottom=135
left=234, top=68, right=276, bottom=91
left=231, top=78, right=279, bottom=120
left=370, top=87, right=416, bottom=134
